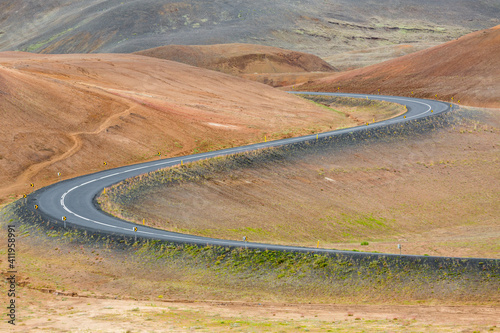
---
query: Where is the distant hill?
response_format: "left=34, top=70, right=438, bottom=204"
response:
left=134, top=43, right=335, bottom=75
left=298, top=25, right=500, bottom=108
left=1, top=0, right=499, bottom=60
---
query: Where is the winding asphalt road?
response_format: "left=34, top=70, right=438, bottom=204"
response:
left=32, top=92, right=451, bottom=256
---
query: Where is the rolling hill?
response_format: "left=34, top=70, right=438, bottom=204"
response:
left=0, top=52, right=347, bottom=203
left=134, top=43, right=335, bottom=75
left=1, top=0, right=499, bottom=62
left=299, top=25, right=500, bottom=108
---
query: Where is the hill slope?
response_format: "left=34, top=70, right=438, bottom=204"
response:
left=134, top=43, right=335, bottom=75
left=0, top=52, right=346, bottom=203
left=1, top=0, right=499, bottom=59
left=299, top=25, right=500, bottom=108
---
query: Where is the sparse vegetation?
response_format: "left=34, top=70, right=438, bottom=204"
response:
left=95, top=107, right=499, bottom=257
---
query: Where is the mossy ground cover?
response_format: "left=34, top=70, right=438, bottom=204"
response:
left=2, top=200, right=499, bottom=306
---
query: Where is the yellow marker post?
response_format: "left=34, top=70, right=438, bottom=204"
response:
left=316, top=133, right=318, bottom=140
left=103, top=188, right=106, bottom=194
left=317, top=240, right=319, bottom=248
left=264, top=135, right=267, bottom=142
left=181, top=160, right=183, bottom=166
left=404, top=116, right=406, bottom=119
left=143, top=219, right=145, bottom=226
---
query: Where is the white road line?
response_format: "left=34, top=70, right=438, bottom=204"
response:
left=58, top=93, right=443, bottom=241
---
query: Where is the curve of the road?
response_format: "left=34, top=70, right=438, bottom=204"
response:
left=31, top=92, right=454, bottom=258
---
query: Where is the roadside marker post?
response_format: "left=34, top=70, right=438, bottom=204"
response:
left=142, top=219, right=145, bottom=226
left=133, top=226, right=138, bottom=242
left=317, top=240, right=319, bottom=248
left=398, top=244, right=402, bottom=255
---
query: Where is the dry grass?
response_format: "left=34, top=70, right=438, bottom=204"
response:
left=98, top=106, right=499, bottom=258
left=10, top=289, right=500, bottom=332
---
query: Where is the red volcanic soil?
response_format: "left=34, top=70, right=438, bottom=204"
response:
left=134, top=43, right=335, bottom=75
left=299, top=25, right=500, bottom=108
left=0, top=52, right=341, bottom=203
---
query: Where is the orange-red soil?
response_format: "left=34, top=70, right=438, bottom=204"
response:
left=0, top=52, right=342, bottom=204
left=299, top=25, right=500, bottom=108
left=134, top=43, right=335, bottom=75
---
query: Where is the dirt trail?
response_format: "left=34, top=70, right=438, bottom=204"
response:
left=0, top=94, right=136, bottom=198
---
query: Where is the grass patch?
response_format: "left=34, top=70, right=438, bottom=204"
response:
left=22, top=27, right=75, bottom=52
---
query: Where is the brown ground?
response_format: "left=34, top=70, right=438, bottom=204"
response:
left=298, top=25, right=500, bottom=108
left=243, top=43, right=442, bottom=88
left=107, top=106, right=500, bottom=258
left=8, top=288, right=500, bottom=332
left=323, top=43, right=442, bottom=71
left=134, top=43, right=335, bottom=75
left=0, top=51, right=350, bottom=205
left=1, top=218, right=498, bottom=332
left=241, top=71, right=334, bottom=88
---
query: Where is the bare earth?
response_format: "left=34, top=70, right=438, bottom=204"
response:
left=134, top=43, right=335, bottom=75
left=0, top=52, right=351, bottom=205
left=299, top=25, right=500, bottom=108
left=7, top=288, right=500, bottom=332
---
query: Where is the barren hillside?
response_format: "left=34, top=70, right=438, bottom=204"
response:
left=134, top=43, right=335, bottom=75
left=299, top=25, right=500, bottom=108
left=0, top=52, right=347, bottom=203
left=1, top=0, right=499, bottom=59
